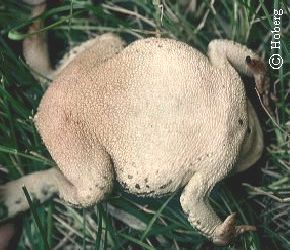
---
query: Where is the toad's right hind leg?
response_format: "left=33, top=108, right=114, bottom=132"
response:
left=34, top=101, right=115, bottom=208
left=0, top=141, right=114, bottom=221
left=0, top=121, right=114, bottom=221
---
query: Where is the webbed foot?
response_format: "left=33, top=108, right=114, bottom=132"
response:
left=212, top=213, right=256, bottom=246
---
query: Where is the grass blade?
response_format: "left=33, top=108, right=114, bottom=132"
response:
left=22, top=186, right=50, bottom=250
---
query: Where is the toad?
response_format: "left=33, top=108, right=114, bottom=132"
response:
left=0, top=0, right=266, bottom=246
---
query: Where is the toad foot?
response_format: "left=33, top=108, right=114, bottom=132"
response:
left=212, top=213, right=256, bottom=246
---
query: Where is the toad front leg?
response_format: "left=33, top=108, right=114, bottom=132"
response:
left=185, top=39, right=262, bottom=245
left=22, top=0, right=125, bottom=83
left=245, top=56, right=275, bottom=116
left=208, top=39, right=274, bottom=115
left=180, top=171, right=256, bottom=246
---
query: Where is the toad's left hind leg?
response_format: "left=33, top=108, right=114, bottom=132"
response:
left=180, top=170, right=256, bottom=246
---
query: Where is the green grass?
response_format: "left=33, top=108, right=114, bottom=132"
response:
left=0, top=0, right=289, bottom=249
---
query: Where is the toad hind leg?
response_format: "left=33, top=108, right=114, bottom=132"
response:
left=53, top=147, right=114, bottom=208
left=1, top=116, right=114, bottom=220
left=180, top=171, right=256, bottom=246
left=0, top=168, right=58, bottom=221
left=34, top=114, right=114, bottom=207
left=0, top=147, right=114, bottom=221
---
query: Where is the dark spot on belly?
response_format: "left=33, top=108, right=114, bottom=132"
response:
left=135, top=184, right=140, bottom=189
left=157, top=44, right=162, bottom=48
left=144, top=178, right=148, bottom=183
left=103, top=176, right=110, bottom=181
left=42, top=188, right=48, bottom=196
left=128, top=175, right=133, bottom=179
left=160, top=180, right=173, bottom=189
left=15, top=198, right=22, bottom=204
left=238, top=118, right=244, bottom=126
left=120, top=181, right=129, bottom=190
left=197, top=157, right=201, bottom=161
left=184, top=210, right=189, bottom=217
left=146, top=185, right=150, bottom=188
left=196, top=220, right=201, bottom=225
left=247, top=127, right=252, bottom=134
